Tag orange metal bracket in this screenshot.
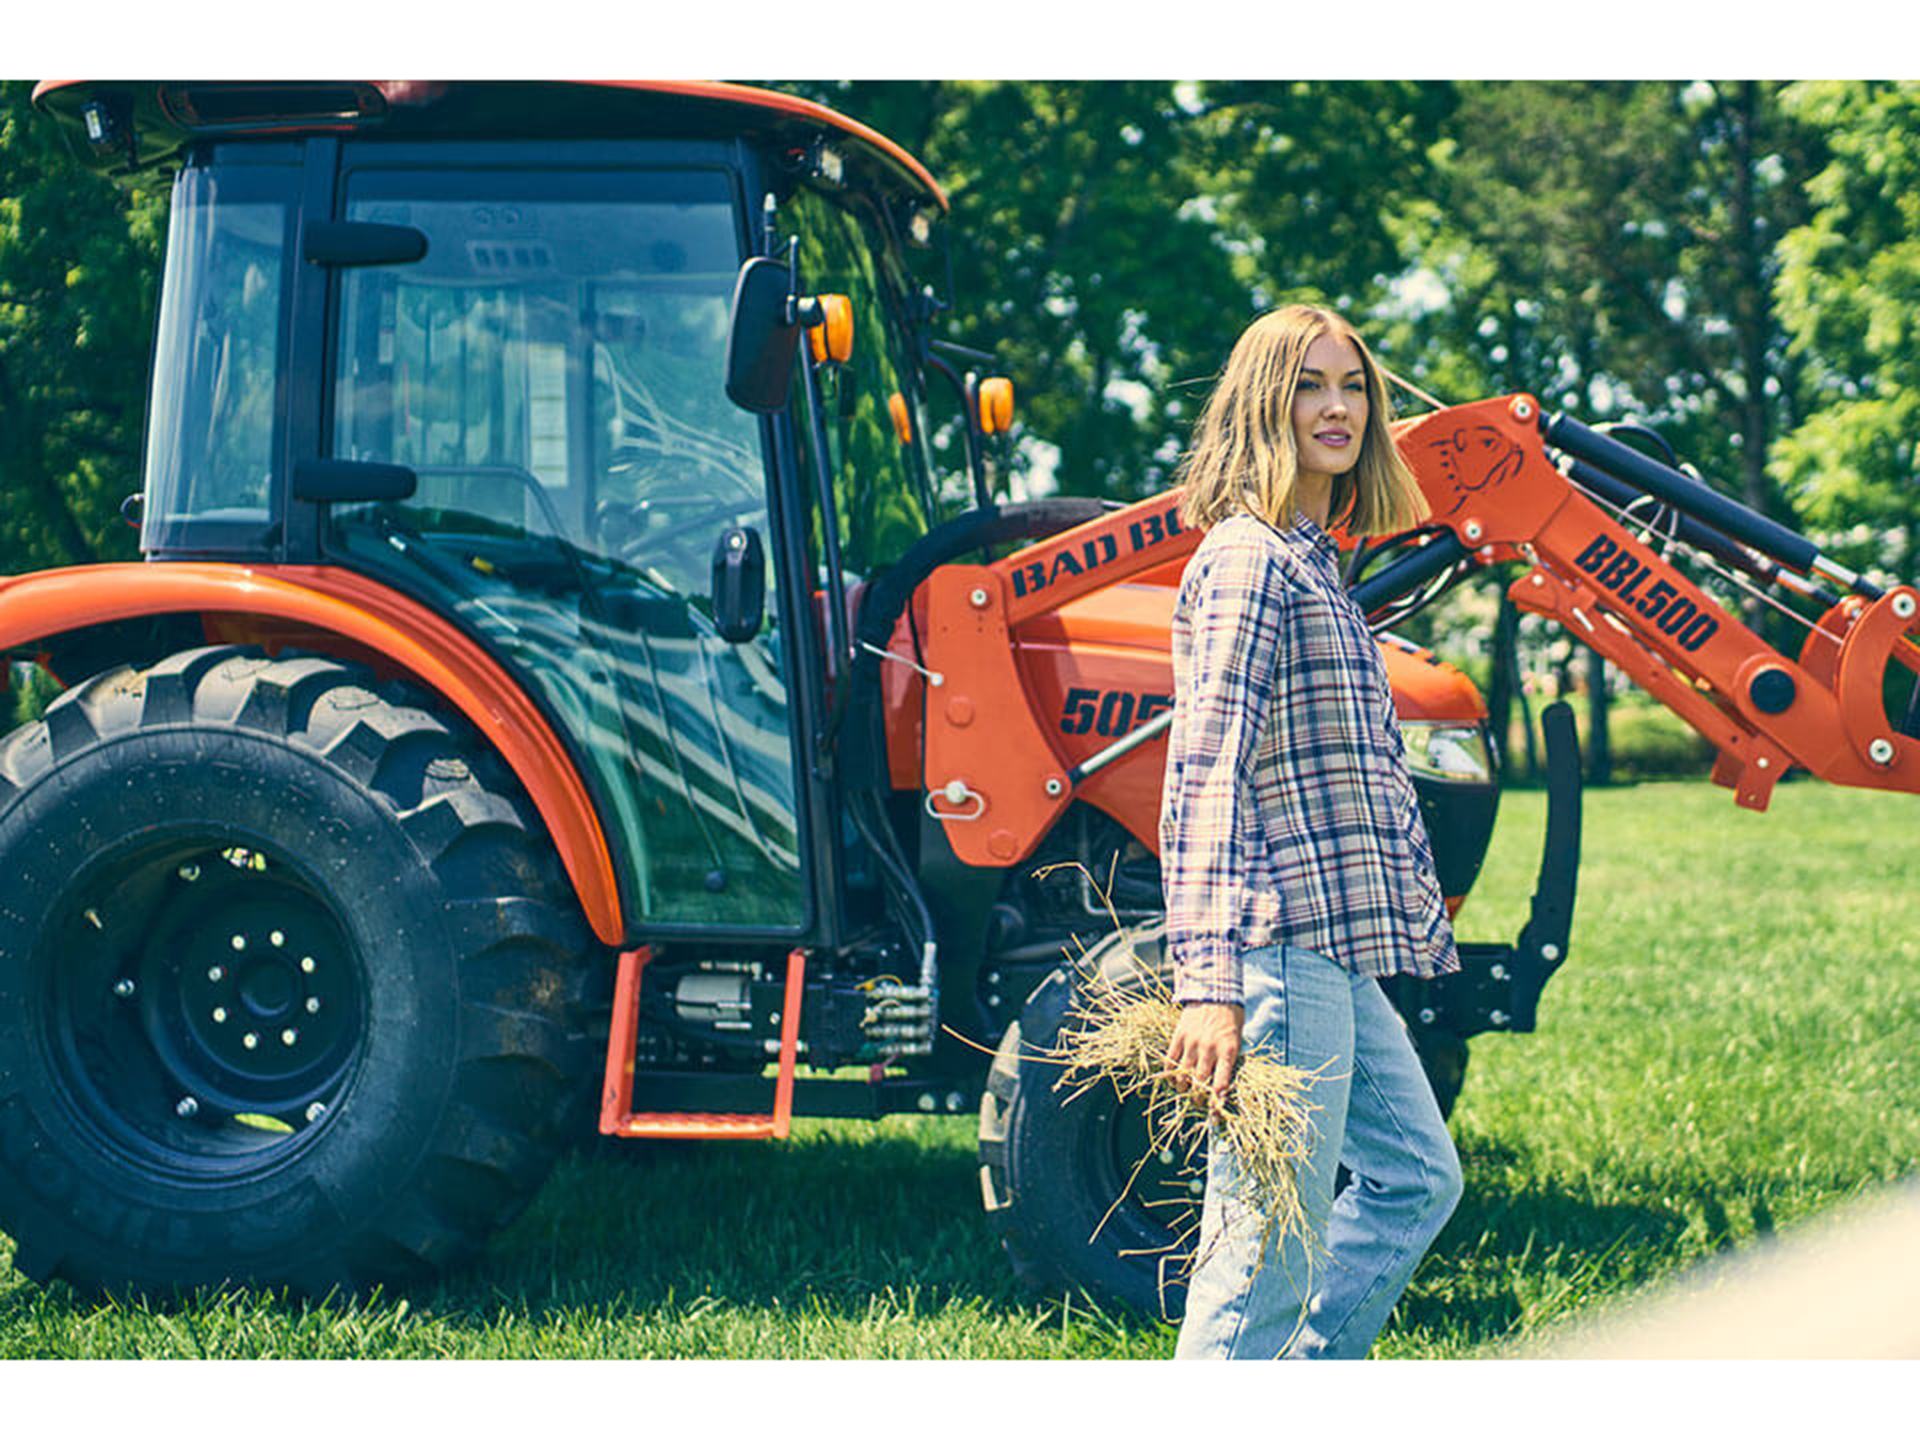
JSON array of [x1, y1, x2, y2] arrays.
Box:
[[914, 490, 1201, 869], [599, 946, 807, 1140]]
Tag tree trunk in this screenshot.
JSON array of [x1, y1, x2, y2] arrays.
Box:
[[1586, 645, 1612, 785]]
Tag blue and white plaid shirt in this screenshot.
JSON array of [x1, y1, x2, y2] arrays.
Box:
[[1160, 511, 1459, 1005]]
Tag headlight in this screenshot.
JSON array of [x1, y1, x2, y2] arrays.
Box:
[[1401, 721, 1494, 785]]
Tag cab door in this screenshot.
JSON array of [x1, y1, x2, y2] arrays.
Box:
[[320, 153, 810, 936]]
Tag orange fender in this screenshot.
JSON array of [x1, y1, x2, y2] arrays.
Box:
[[0, 562, 623, 945]]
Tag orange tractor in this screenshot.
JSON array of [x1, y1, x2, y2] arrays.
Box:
[[3, 81, 1915, 1311]]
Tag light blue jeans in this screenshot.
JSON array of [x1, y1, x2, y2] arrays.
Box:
[[1174, 943, 1462, 1360]]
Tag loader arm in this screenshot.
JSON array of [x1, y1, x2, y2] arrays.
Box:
[[1390, 395, 1920, 812]]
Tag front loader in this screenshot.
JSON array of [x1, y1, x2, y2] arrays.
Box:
[[1, 81, 1914, 1314]]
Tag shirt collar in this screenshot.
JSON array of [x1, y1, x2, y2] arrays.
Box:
[[1278, 511, 1341, 566]]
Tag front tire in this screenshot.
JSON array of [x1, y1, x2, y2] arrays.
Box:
[[977, 918, 1469, 1319], [979, 921, 1201, 1320], [0, 646, 594, 1295]]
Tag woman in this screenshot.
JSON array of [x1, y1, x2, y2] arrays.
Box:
[[1161, 304, 1463, 1360]]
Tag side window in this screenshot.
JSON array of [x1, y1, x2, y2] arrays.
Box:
[[142, 165, 296, 554], [787, 189, 943, 585]]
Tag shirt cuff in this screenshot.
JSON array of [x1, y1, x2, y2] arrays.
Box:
[[1169, 939, 1244, 1008]]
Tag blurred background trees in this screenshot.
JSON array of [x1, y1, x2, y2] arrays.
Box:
[[0, 79, 164, 572], [3, 78, 1915, 778]]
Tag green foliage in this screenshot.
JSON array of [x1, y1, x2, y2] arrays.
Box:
[[780, 81, 1451, 501], [1773, 81, 1920, 582], [0, 82, 166, 574], [7, 662, 58, 726], [1591, 700, 1716, 782], [1392, 83, 1823, 523]]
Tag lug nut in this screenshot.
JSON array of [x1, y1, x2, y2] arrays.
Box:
[[300, 957, 316, 974], [305, 997, 321, 1014], [231, 934, 247, 952], [305, 1103, 327, 1124], [176, 1096, 199, 1118], [212, 1007, 228, 1024], [281, 1029, 298, 1047], [270, 931, 285, 948], [208, 966, 225, 983], [113, 978, 136, 999], [243, 1032, 259, 1050]]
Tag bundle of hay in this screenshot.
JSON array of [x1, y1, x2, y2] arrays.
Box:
[[1051, 950, 1324, 1267]]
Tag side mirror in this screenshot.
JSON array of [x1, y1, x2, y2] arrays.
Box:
[[711, 526, 767, 643], [725, 258, 801, 414]]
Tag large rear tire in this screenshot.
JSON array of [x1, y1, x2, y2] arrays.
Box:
[[0, 647, 594, 1296], [977, 918, 1467, 1319]]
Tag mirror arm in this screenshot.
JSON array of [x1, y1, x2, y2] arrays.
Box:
[[924, 350, 989, 509], [799, 342, 855, 693]]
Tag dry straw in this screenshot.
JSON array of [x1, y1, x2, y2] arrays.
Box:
[[1034, 864, 1326, 1278]]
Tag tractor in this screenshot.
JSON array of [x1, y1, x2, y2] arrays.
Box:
[[2, 80, 1915, 1314]]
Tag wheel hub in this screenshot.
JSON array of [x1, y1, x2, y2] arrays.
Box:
[[143, 883, 360, 1115]]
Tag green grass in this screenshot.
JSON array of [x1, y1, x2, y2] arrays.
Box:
[[2, 778, 1915, 1358]]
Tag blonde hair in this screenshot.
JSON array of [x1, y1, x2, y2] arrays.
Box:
[[1176, 304, 1429, 536]]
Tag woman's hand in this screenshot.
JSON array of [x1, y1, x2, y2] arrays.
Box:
[[1166, 1002, 1245, 1109]]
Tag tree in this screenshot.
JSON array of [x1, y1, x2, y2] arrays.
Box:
[[1773, 80, 1920, 584], [1386, 82, 1827, 780], [0, 81, 166, 574], [779, 81, 1453, 501]]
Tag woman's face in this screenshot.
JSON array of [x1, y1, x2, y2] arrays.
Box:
[[1290, 331, 1370, 485]]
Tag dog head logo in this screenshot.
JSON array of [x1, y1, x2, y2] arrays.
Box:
[[1428, 425, 1525, 514]]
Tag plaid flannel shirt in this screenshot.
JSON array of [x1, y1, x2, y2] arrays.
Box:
[[1160, 511, 1459, 1005]]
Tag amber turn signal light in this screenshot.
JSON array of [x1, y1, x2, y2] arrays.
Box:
[[807, 294, 854, 364], [888, 392, 914, 444], [977, 376, 1015, 435]]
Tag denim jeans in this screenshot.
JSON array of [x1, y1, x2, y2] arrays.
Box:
[[1174, 943, 1463, 1360]]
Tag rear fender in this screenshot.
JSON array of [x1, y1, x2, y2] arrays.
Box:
[[0, 562, 623, 946]]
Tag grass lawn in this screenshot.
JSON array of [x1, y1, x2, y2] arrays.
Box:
[[2, 777, 1915, 1359]]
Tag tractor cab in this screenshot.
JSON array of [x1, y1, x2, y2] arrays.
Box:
[[37, 80, 965, 955]]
